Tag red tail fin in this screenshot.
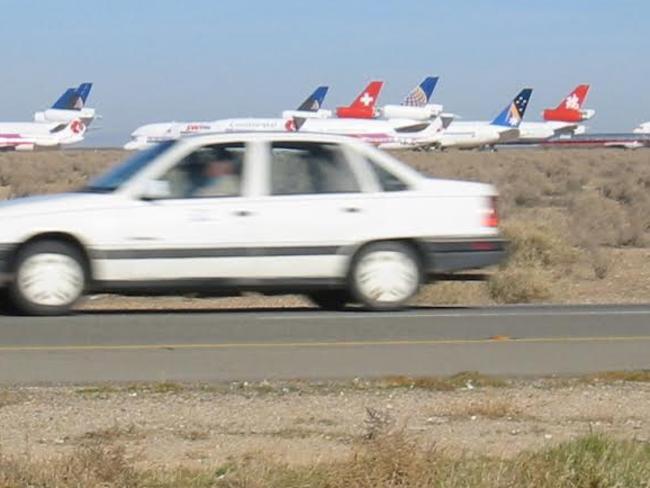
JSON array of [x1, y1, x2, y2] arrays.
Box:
[[554, 84, 590, 111], [544, 84, 593, 122], [336, 81, 384, 119]]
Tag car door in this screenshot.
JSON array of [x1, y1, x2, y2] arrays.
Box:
[[230, 140, 372, 280], [101, 142, 259, 282]]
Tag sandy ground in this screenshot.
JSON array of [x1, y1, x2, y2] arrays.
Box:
[[1, 380, 650, 468]]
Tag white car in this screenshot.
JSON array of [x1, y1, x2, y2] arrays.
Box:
[[0, 133, 506, 315]]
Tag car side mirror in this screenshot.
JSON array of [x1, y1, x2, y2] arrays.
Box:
[[141, 180, 171, 200]]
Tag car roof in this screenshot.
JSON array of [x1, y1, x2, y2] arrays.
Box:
[[178, 131, 368, 148]]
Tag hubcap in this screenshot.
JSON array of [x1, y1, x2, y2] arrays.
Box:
[[17, 253, 84, 307], [355, 250, 419, 304]]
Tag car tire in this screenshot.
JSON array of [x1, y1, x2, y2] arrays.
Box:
[[349, 241, 421, 311], [8, 240, 86, 316], [308, 290, 350, 311]]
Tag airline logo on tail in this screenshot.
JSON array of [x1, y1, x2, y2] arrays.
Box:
[[402, 76, 439, 107], [297, 86, 329, 112], [336, 81, 384, 118], [491, 89, 533, 128], [51, 83, 93, 111], [562, 84, 589, 110], [544, 85, 593, 122], [351, 81, 383, 108]]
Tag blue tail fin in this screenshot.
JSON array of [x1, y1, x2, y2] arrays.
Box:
[[402, 76, 439, 106], [75, 82, 93, 105], [51, 88, 77, 109], [491, 88, 533, 127], [297, 86, 329, 112]]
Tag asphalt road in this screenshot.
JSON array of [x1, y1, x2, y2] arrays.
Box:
[[0, 304, 649, 384]]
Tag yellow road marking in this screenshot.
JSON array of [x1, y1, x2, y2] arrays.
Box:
[[1, 335, 650, 352]]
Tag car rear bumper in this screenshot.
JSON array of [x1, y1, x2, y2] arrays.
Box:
[[421, 237, 508, 275]]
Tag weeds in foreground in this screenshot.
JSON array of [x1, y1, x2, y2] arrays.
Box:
[[2, 433, 649, 487]]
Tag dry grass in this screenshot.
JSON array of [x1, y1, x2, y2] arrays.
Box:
[[379, 371, 507, 391], [2, 433, 649, 487]]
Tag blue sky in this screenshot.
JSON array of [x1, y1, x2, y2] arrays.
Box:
[[0, 0, 648, 146]]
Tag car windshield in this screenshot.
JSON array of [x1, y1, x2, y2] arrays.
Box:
[[82, 141, 176, 193]]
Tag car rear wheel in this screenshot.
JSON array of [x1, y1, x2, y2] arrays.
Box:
[[8, 240, 86, 316], [350, 241, 421, 311], [307, 290, 350, 311]]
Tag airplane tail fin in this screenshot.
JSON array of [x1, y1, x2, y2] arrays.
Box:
[[336, 81, 383, 118], [349, 81, 383, 109], [491, 88, 533, 127], [50, 83, 93, 110], [51, 88, 77, 109], [296, 86, 329, 112], [75, 82, 93, 106], [402, 76, 438, 107], [543, 84, 593, 122], [554, 84, 589, 111]]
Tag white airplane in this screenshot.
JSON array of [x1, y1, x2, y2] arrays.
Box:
[[514, 85, 595, 144], [125, 85, 447, 150], [432, 89, 533, 150], [125, 86, 331, 150], [0, 118, 86, 151], [33, 83, 97, 126], [633, 122, 650, 134]]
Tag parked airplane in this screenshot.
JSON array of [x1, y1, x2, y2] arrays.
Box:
[[0, 118, 86, 151], [125, 86, 331, 150], [33, 83, 97, 125], [125, 83, 447, 151], [431, 89, 533, 149], [513, 85, 595, 143]]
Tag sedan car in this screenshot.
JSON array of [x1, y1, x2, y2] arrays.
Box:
[[0, 132, 506, 315]]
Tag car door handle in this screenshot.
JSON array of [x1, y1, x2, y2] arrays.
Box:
[[233, 210, 253, 217], [342, 207, 362, 213]]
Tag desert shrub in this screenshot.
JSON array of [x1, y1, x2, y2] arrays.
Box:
[[589, 247, 612, 279], [487, 266, 552, 303], [502, 220, 577, 268], [570, 192, 636, 247]]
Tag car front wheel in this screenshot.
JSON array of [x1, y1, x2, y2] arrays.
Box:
[[350, 242, 421, 311], [8, 240, 86, 316]]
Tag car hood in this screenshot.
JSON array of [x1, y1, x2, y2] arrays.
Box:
[[0, 192, 127, 219]]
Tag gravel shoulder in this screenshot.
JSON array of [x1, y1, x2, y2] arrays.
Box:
[[2, 379, 649, 469]]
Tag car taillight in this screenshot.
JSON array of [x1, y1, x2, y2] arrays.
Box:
[[484, 196, 499, 228]]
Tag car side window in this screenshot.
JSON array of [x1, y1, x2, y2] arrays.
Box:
[[270, 142, 360, 195], [158, 143, 245, 199], [367, 159, 409, 192]]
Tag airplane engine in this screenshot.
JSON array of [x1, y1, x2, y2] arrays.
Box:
[[281, 109, 333, 119], [381, 104, 443, 120], [33, 108, 96, 123]]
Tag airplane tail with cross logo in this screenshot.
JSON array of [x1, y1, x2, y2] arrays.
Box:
[[336, 81, 384, 119], [543, 84, 594, 122]]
